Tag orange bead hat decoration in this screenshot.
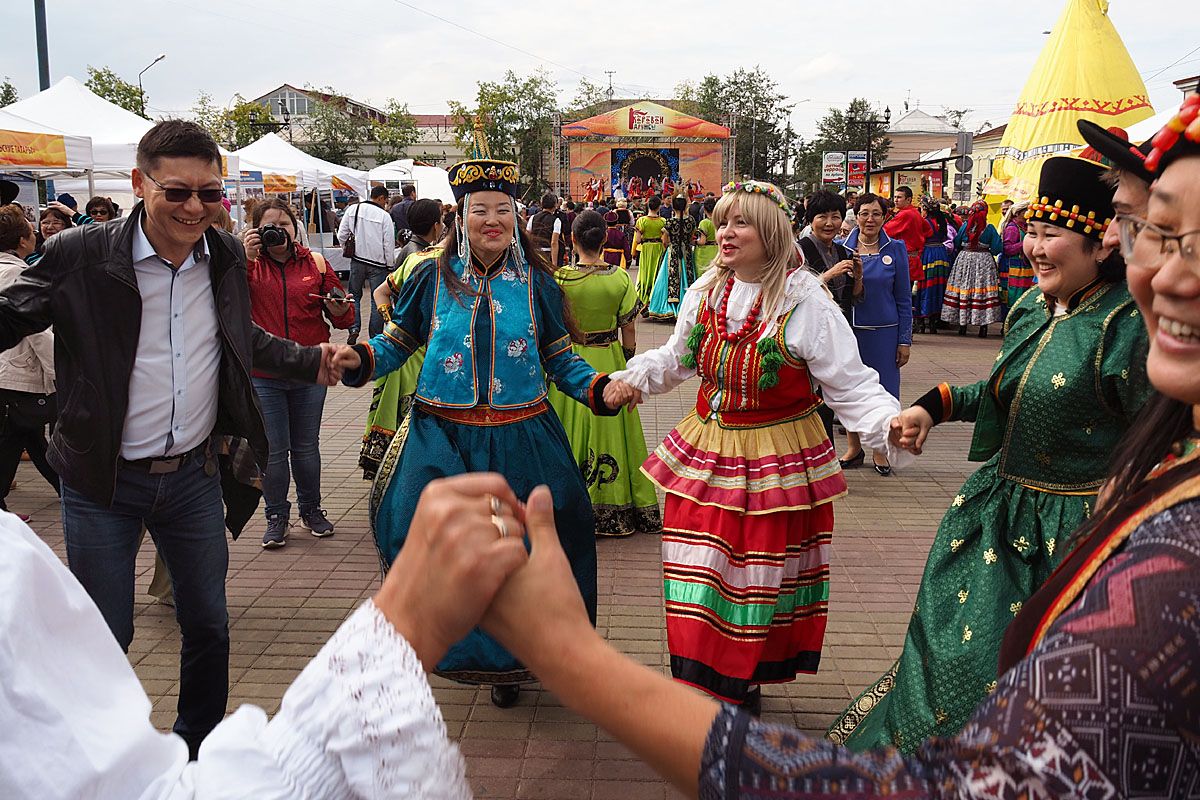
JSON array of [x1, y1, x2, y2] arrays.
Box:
[[1143, 92, 1200, 174]]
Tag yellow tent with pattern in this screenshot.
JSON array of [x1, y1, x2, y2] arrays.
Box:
[[985, 0, 1153, 201]]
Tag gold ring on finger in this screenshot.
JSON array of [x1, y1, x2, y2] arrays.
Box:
[[487, 494, 502, 516], [491, 514, 509, 539]]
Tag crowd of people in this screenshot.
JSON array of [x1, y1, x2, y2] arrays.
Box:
[[1, 90, 1199, 798]]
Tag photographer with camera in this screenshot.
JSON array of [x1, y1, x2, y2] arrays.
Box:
[[244, 198, 355, 548]]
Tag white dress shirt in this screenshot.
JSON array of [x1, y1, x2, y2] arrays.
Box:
[[121, 221, 222, 459], [0, 513, 470, 799], [613, 268, 910, 467], [337, 200, 395, 267]]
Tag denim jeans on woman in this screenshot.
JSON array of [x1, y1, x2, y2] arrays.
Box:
[[252, 378, 328, 520]]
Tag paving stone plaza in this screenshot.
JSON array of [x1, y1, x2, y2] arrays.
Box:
[[16, 307, 997, 800]]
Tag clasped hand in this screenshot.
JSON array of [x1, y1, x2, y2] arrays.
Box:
[[887, 406, 934, 455], [603, 378, 643, 409], [372, 474, 591, 670]]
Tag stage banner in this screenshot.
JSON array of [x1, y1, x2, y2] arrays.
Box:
[[563, 101, 730, 139], [896, 170, 943, 199], [822, 152, 846, 184], [847, 151, 867, 188], [0, 130, 67, 169]]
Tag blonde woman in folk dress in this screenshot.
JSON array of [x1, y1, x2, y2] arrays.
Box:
[[606, 181, 911, 710]]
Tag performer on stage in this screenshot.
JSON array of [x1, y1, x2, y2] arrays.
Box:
[[646, 195, 696, 321], [549, 210, 660, 537], [829, 156, 1152, 752], [584, 177, 602, 204], [646, 176, 660, 198], [628, 175, 643, 201], [605, 180, 909, 710], [632, 195, 667, 304], [662, 176, 675, 198], [611, 176, 625, 202], [336, 150, 623, 709]]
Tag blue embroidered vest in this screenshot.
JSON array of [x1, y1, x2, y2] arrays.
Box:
[[416, 256, 548, 409]]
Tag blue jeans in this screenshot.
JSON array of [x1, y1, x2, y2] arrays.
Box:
[[61, 451, 228, 756], [252, 378, 327, 520], [347, 258, 390, 337]]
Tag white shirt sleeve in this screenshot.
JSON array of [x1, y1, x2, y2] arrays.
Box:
[[553, 218, 562, 234], [525, 216, 534, 232], [610, 287, 703, 395], [0, 515, 469, 800], [337, 207, 353, 241], [782, 277, 912, 469]]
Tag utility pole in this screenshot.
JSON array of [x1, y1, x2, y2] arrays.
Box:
[[604, 71, 615, 101], [849, 105, 891, 193], [33, 0, 50, 90]]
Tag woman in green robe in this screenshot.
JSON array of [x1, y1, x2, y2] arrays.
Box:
[[548, 210, 661, 536], [693, 197, 718, 274], [633, 195, 667, 306], [829, 156, 1153, 752]]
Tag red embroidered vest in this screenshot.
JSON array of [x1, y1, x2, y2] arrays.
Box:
[[692, 299, 821, 428]]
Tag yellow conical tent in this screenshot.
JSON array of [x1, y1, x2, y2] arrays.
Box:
[[985, 0, 1153, 201]]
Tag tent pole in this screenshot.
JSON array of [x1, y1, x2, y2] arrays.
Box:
[[86, 170, 95, 200]]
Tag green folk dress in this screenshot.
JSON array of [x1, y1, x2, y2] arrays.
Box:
[[828, 279, 1152, 753], [694, 217, 718, 274], [634, 214, 667, 306], [547, 265, 662, 536]]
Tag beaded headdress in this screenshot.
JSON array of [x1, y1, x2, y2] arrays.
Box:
[[447, 118, 525, 271], [722, 180, 791, 215], [1143, 93, 1200, 174], [1023, 156, 1114, 241]]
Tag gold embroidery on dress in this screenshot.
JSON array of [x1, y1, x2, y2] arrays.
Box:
[[1051, 372, 1066, 389], [958, 589, 969, 604], [962, 625, 973, 643], [1047, 538, 1057, 556], [984, 548, 998, 565], [1010, 601, 1023, 615], [952, 494, 965, 507], [1013, 536, 1030, 552], [950, 538, 964, 552], [986, 680, 998, 693]]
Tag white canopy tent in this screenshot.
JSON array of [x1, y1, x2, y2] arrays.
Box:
[[0, 109, 95, 176], [4, 77, 151, 177], [234, 133, 367, 197], [367, 158, 455, 204]]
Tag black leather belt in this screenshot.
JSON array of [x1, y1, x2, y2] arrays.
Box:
[[120, 441, 210, 475], [581, 330, 618, 346]]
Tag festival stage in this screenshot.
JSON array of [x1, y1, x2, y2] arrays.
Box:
[[552, 101, 733, 201]]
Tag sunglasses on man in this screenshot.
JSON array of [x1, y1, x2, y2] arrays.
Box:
[[145, 173, 224, 204]]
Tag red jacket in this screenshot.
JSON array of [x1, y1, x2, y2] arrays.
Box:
[[247, 245, 354, 375], [884, 206, 933, 281]]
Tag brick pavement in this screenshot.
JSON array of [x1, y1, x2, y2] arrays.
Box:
[[12, 298, 999, 799]]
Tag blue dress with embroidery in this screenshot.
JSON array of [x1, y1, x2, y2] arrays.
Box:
[[352, 254, 607, 684]]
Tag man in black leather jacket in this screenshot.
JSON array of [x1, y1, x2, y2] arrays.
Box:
[[0, 120, 343, 758]]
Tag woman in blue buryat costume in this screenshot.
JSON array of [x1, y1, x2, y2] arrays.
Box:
[[337, 146, 622, 708]]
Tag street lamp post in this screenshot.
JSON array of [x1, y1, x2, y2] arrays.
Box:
[[137, 53, 166, 118], [849, 106, 891, 193], [247, 100, 293, 142]]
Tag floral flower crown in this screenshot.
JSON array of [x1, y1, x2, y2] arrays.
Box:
[[1144, 93, 1200, 173], [722, 181, 791, 213]]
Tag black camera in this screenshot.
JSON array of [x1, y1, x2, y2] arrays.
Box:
[[259, 224, 290, 248]]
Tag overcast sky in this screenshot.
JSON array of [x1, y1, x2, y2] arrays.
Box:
[[2, 0, 1197, 138]]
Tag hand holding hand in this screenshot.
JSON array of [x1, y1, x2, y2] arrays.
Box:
[[603, 379, 643, 410], [889, 406, 934, 455], [316, 342, 346, 386], [376, 474, 529, 670], [482, 485, 593, 665], [331, 344, 362, 373]]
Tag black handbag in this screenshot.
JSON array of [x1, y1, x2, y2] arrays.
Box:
[[2, 390, 56, 430], [341, 203, 361, 259]]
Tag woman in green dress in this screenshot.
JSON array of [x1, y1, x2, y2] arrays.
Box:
[[548, 210, 661, 536], [693, 197, 718, 274], [633, 195, 667, 306], [829, 156, 1154, 752]]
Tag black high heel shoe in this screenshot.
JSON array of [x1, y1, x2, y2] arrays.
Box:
[[839, 450, 865, 469], [978, 325, 989, 338], [873, 456, 892, 476], [490, 684, 520, 708]]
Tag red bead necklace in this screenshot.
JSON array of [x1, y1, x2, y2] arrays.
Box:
[[716, 275, 763, 342]]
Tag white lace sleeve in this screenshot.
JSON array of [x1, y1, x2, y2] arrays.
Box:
[[191, 600, 471, 799], [783, 286, 913, 470], [610, 287, 703, 395]]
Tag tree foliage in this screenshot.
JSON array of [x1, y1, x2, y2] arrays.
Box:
[[675, 67, 790, 181], [0, 77, 18, 108], [372, 99, 419, 166], [190, 92, 268, 151], [942, 106, 972, 130], [564, 77, 610, 119], [297, 86, 372, 168], [792, 98, 893, 192], [450, 68, 559, 190], [85, 65, 146, 117]]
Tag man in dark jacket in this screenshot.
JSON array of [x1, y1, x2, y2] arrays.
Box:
[[0, 120, 344, 758]]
